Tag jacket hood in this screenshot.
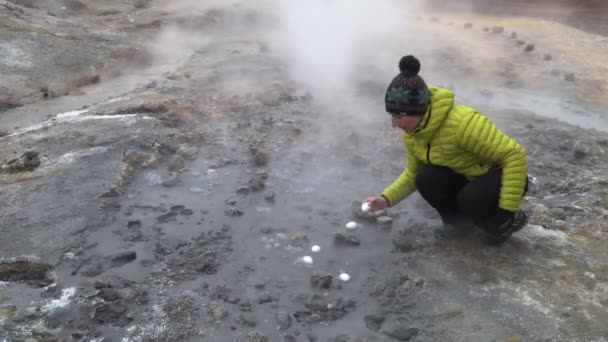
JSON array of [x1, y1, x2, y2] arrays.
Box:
[[406, 86, 454, 143]]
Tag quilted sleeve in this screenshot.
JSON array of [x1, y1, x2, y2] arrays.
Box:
[[457, 113, 528, 211], [381, 140, 420, 206]]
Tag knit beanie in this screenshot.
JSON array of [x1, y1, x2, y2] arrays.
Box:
[[384, 55, 430, 116]]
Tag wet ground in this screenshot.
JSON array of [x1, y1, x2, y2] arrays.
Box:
[[1, 1, 608, 341]]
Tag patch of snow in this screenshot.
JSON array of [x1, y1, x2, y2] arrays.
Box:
[[520, 224, 570, 246], [41, 287, 76, 312], [144, 171, 163, 185], [56, 109, 89, 118]]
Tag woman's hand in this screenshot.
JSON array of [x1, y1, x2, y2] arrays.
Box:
[[364, 196, 389, 211]]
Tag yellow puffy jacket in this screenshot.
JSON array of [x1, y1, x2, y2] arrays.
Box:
[[382, 86, 528, 212]]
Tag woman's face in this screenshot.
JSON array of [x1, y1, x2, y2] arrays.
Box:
[[391, 114, 423, 133]]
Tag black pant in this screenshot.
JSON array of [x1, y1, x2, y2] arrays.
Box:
[[415, 165, 528, 234]]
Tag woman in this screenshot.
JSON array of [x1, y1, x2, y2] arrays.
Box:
[[365, 55, 529, 245]]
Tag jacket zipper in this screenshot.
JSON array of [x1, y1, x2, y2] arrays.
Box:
[[426, 143, 434, 166]]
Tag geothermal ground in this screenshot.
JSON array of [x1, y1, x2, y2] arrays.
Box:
[[1, 0, 607, 341]]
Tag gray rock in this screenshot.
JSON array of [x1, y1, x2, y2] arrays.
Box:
[[544, 53, 553, 61], [237, 186, 251, 194], [162, 175, 180, 187], [364, 314, 385, 332], [310, 272, 332, 290], [510, 32, 517, 39], [464, 22, 473, 29], [334, 233, 360, 246], [573, 141, 590, 159], [177, 145, 198, 160], [238, 314, 258, 327], [167, 155, 185, 172], [392, 229, 413, 252], [565, 73, 576, 82], [275, 311, 292, 329], [247, 331, 269, 342], [525, 44, 535, 52], [253, 151, 270, 166], [491, 26, 504, 34], [306, 332, 318, 341], [380, 324, 419, 341], [377, 216, 393, 225], [99, 288, 118, 301], [209, 302, 228, 321], [0, 305, 17, 321], [282, 334, 296, 342], [248, 176, 266, 191], [329, 334, 351, 342], [258, 292, 272, 304], [265, 192, 275, 202], [80, 263, 103, 277], [516, 40, 526, 46]]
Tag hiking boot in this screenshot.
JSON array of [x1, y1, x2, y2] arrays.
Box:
[[479, 210, 529, 246], [434, 223, 472, 241]]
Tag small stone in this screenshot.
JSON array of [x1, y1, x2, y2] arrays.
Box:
[[334, 233, 361, 246], [225, 208, 243, 217], [248, 176, 265, 191], [127, 220, 141, 228], [310, 272, 333, 289], [209, 302, 228, 321], [275, 311, 293, 329], [573, 141, 590, 159], [80, 264, 103, 277], [464, 22, 473, 29], [306, 332, 318, 342], [491, 26, 504, 34], [264, 192, 275, 202], [167, 155, 185, 172], [516, 40, 525, 46], [377, 216, 393, 225], [544, 53, 552, 61], [180, 209, 194, 216], [380, 324, 419, 341], [258, 292, 272, 304], [483, 27, 489, 32], [99, 288, 118, 301], [565, 73, 575, 82], [176, 145, 198, 160], [510, 32, 517, 39], [289, 232, 308, 247], [162, 175, 180, 187], [247, 331, 269, 342], [237, 186, 251, 194], [392, 229, 413, 252], [329, 334, 351, 342], [0, 305, 17, 320], [525, 43, 535, 52], [239, 314, 257, 327], [282, 334, 297, 342], [253, 151, 270, 166], [364, 314, 385, 332]]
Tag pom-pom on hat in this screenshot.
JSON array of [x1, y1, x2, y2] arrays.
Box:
[[385, 55, 430, 116]]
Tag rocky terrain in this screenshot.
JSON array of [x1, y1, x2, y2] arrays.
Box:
[[1, 0, 607, 341]]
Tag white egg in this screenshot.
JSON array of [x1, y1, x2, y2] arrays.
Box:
[[311, 245, 321, 253], [301, 256, 314, 264], [339, 273, 350, 282], [361, 202, 371, 212], [345, 221, 358, 230]]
